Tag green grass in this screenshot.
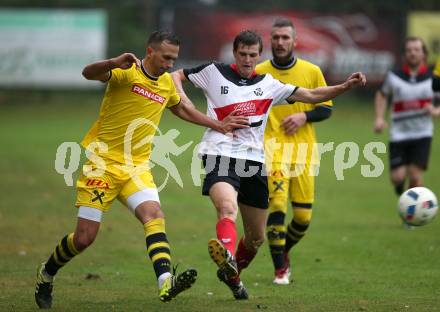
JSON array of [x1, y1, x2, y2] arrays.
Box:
[[1, 92, 440, 311]]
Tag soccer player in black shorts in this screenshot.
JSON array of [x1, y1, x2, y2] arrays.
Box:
[[172, 30, 366, 299]]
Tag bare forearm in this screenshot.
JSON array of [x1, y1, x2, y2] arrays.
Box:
[[182, 105, 222, 131], [375, 91, 387, 119], [171, 70, 193, 104], [82, 59, 116, 81], [310, 84, 348, 103], [291, 84, 348, 104]]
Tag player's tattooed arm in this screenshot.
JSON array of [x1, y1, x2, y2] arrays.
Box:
[[82, 53, 141, 82], [287, 72, 366, 104]]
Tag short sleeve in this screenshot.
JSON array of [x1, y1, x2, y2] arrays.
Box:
[[183, 62, 213, 90], [268, 75, 298, 106], [167, 80, 181, 108], [380, 72, 392, 96], [108, 64, 135, 85]]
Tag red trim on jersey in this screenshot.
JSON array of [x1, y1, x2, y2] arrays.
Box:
[[401, 64, 428, 75], [230, 64, 257, 79], [214, 99, 273, 121], [392, 98, 431, 113]]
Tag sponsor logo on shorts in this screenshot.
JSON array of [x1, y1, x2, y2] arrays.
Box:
[[86, 179, 110, 189], [272, 180, 285, 192], [92, 190, 105, 205], [131, 84, 166, 104]]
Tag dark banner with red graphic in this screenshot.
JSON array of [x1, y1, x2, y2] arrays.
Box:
[[175, 10, 399, 84]]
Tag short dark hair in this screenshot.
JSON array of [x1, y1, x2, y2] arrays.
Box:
[[147, 30, 180, 47], [233, 30, 263, 53], [404, 36, 428, 57], [272, 17, 296, 36]]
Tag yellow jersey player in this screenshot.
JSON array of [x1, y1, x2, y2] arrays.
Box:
[[34, 31, 248, 309], [256, 18, 333, 285]]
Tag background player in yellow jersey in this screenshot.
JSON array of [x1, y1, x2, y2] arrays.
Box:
[[34, 31, 249, 309], [256, 18, 333, 285]]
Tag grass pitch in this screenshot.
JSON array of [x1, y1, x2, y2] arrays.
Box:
[[0, 92, 439, 311]]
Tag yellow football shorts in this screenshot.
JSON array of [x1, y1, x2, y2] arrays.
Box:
[[76, 158, 158, 212], [267, 162, 316, 206]]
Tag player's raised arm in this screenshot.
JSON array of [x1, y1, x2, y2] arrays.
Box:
[[287, 72, 367, 104], [82, 53, 141, 81], [170, 69, 249, 134]]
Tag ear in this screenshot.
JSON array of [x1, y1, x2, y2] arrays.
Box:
[[293, 36, 298, 49], [146, 46, 154, 57]]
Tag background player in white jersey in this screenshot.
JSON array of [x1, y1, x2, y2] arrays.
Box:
[[34, 31, 248, 309], [256, 17, 333, 285], [374, 37, 437, 196], [172, 30, 366, 299], [433, 56, 440, 93]]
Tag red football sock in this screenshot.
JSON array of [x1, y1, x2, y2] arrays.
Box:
[[236, 237, 257, 274], [216, 218, 237, 256]]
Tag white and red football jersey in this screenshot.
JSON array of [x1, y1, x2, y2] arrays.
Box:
[[381, 65, 433, 142], [184, 62, 298, 163]]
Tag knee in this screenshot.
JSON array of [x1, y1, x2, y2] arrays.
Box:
[[408, 169, 423, 187], [391, 169, 406, 185], [73, 232, 96, 251], [216, 200, 237, 220], [293, 208, 313, 225], [135, 202, 164, 223], [145, 206, 164, 219], [269, 197, 287, 213]]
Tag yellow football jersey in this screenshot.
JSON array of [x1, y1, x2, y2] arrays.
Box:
[[256, 58, 332, 165], [81, 63, 180, 166], [434, 57, 440, 76]]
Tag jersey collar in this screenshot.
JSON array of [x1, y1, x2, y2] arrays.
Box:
[[229, 63, 258, 79], [402, 63, 428, 76], [270, 56, 297, 70], [141, 60, 159, 81]]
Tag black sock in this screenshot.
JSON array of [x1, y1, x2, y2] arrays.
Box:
[[394, 182, 405, 196], [45, 233, 81, 276]]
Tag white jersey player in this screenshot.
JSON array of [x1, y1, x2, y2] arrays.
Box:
[[375, 37, 437, 197], [172, 30, 366, 300]]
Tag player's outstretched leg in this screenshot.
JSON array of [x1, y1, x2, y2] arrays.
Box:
[[159, 268, 198, 302], [142, 217, 197, 302], [208, 238, 248, 300], [208, 238, 238, 278], [216, 268, 248, 300]]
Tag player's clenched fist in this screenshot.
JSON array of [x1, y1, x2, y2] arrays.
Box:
[[344, 72, 367, 89], [110, 53, 141, 70]]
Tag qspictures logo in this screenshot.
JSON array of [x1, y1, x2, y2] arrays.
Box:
[[54, 118, 388, 191]]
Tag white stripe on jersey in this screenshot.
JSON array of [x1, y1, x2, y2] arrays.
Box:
[[184, 62, 297, 163]]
